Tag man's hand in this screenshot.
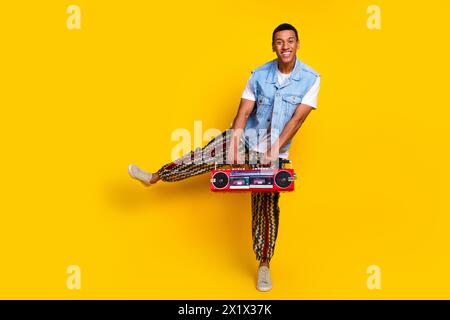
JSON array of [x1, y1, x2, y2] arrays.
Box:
[[260, 148, 279, 167], [226, 138, 239, 165]]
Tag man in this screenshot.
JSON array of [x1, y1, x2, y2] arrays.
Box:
[[128, 23, 320, 292]]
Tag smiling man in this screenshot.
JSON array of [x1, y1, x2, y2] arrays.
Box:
[[228, 23, 321, 291], [234, 23, 320, 164], [128, 23, 320, 292]]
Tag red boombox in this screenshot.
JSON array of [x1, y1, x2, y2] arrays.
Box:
[[210, 160, 296, 192]]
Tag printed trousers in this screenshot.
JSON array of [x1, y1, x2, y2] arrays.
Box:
[[156, 130, 281, 262]]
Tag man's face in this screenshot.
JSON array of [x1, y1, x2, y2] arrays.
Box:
[[272, 30, 300, 64]]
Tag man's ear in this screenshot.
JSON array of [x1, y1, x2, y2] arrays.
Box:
[[296, 41, 300, 50]]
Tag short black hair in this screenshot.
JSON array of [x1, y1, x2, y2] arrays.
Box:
[[272, 23, 299, 44]]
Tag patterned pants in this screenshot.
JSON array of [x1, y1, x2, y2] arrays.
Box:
[[156, 130, 281, 262]]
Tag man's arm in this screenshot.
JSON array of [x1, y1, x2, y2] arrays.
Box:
[[265, 76, 320, 162], [231, 98, 255, 131], [265, 103, 314, 160], [228, 98, 255, 163]]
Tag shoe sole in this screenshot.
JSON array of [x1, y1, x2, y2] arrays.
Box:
[[256, 285, 272, 292]]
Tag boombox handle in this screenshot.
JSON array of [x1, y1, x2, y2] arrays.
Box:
[[214, 159, 293, 170]]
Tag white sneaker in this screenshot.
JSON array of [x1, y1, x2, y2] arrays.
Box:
[[128, 164, 154, 186], [256, 266, 272, 292]]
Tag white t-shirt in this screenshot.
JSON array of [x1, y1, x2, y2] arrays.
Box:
[[240, 67, 320, 158], [276, 69, 291, 87], [241, 71, 321, 108]]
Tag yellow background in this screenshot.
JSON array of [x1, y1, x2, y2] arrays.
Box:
[[1, 0, 449, 299]]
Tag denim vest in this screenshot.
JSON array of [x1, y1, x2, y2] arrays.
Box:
[[243, 57, 319, 158]]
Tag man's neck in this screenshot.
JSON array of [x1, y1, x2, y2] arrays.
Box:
[[277, 58, 296, 74]]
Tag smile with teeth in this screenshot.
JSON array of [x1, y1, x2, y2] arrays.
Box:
[[281, 51, 291, 57]]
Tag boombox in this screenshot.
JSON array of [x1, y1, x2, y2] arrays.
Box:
[[210, 161, 296, 192]]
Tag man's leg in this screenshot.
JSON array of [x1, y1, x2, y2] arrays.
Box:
[[251, 192, 280, 264], [252, 191, 280, 291], [129, 130, 246, 185], [156, 130, 234, 182]]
